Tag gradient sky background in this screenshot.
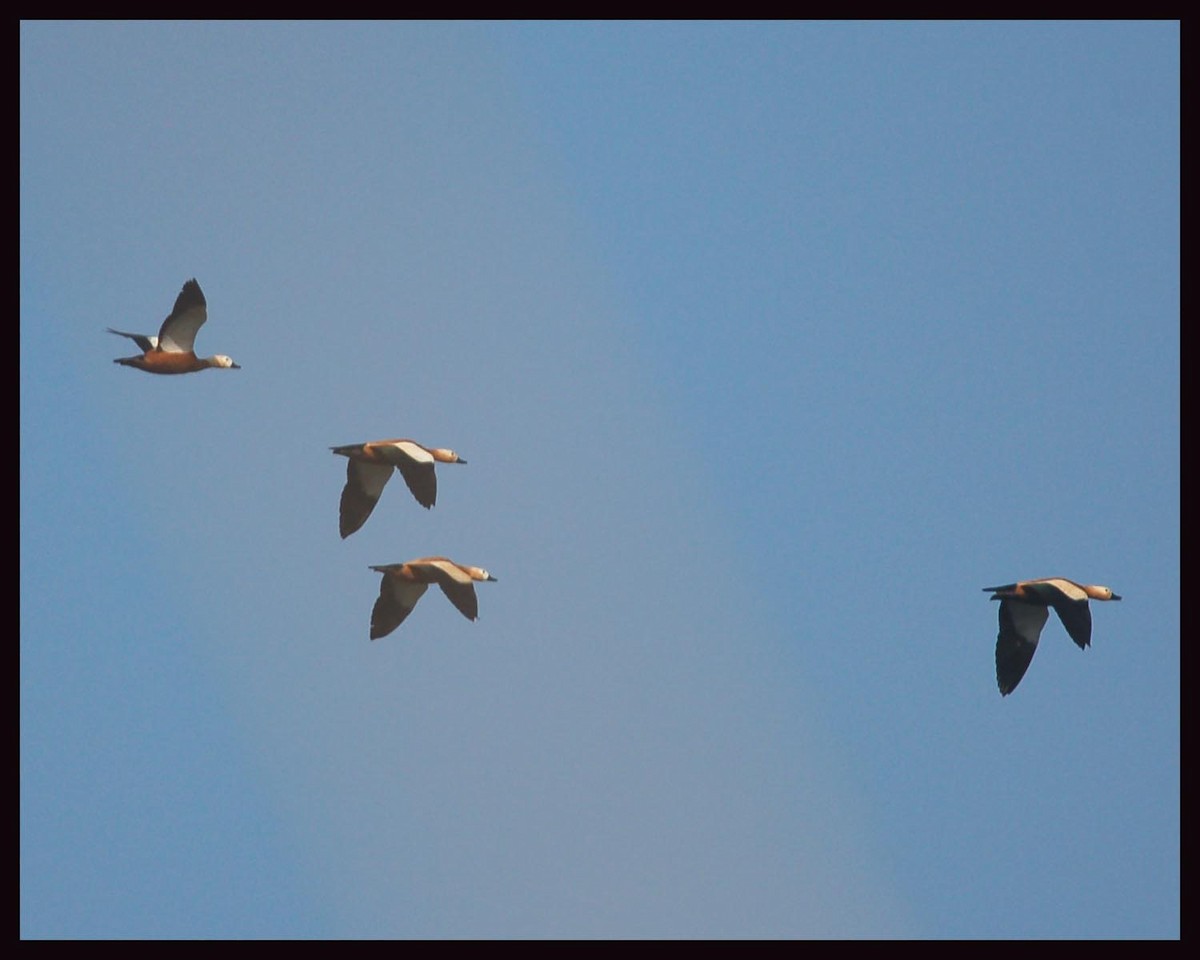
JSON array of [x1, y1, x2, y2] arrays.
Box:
[[21, 22, 1178, 939]]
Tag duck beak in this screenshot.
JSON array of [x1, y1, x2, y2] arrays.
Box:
[[1111, 594, 1122, 601]]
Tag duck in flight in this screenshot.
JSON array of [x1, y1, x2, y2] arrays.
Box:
[[984, 578, 1121, 695], [368, 557, 497, 640], [331, 440, 466, 538], [109, 279, 239, 374]]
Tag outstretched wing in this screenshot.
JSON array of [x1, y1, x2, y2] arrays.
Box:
[[157, 279, 208, 353], [412, 559, 480, 621], [1024, 580, 1093, 649], [1049, 597, 1093, 650], [370, 578, 428, 640], [372, 442, 438, 508], [339, 460, 393, 538], [995, 600, 1049, 695]]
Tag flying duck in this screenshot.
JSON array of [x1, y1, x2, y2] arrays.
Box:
[[984, 578, 1121, 695], [368, 557, 497, 640], [331, 440, 466, 538], [109, 279, 240, 374]]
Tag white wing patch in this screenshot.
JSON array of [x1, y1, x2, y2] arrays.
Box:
[[1038, 578, 1088, 602], [423, 559, 472, 584], [158, 303, 207, 353], [385, 441, 434, 465]]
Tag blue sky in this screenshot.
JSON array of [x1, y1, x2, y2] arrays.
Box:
[[21, 22, 1178, 939]]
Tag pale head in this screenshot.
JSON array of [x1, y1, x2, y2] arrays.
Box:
[[207, 355, 241, 369], [431, 447, 466, 464], [1086, 584, 1121, 601]]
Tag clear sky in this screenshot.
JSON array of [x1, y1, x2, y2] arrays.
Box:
[[21, 22, 1178, 939]]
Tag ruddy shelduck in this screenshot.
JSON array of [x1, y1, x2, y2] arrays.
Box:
[[368, 557, 497, 640], [331, 440, 466, 538], [984, 578, 1122, 695], [109, 278, 240, 374]]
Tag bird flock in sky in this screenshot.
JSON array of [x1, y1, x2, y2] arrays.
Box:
[[110, 278, 1118, 693], [109, 278, 496, 642]]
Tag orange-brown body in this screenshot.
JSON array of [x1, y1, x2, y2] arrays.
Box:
[[109, 279, 239, 375], [368, 557, 496, 639], [331, 440, 466, 537], [114, 350, 236, 375], [984, 577, 1121, 695]]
